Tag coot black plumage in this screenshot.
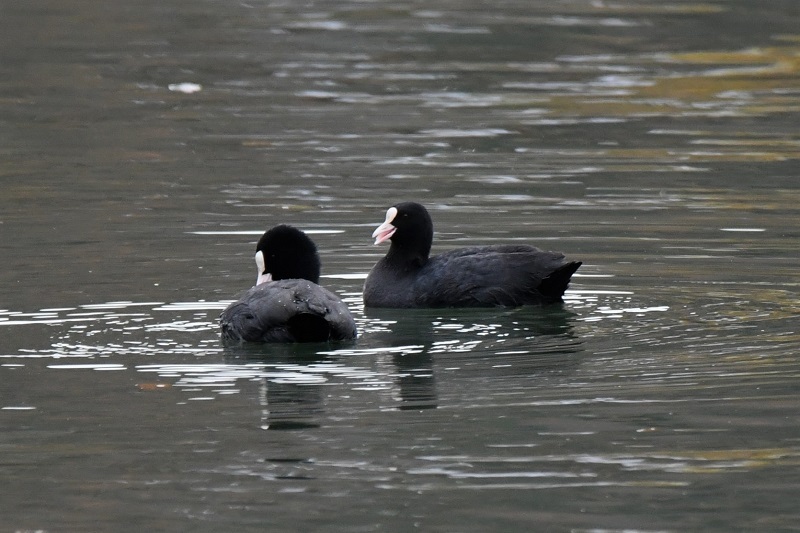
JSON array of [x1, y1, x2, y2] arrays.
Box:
[[220, 225, 357, 343], [363, 202, 581, 308]]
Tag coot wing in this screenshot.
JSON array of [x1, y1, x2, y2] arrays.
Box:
[[220, 279, 357, 343], [414, 245, 579, 307]]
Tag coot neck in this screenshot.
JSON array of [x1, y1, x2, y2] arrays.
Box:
[[385, 240, 430, 272]]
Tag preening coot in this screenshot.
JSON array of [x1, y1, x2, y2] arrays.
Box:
[[220, 225, 357, 343]]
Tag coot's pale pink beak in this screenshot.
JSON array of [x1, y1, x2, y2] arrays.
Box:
[[372, 206, 398, 245], [255, 250, 272, 285]]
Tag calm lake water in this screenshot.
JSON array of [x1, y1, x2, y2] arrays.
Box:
[[2, 0, 799, 531]]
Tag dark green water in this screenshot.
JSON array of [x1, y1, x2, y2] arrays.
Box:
[[2, 0, 799, 531]]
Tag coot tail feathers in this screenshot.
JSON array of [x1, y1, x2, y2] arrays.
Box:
[[287, 313, 335, 343], [538, 261, 582, 303]]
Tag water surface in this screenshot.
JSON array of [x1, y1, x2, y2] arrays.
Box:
[[1, 0, 799, 531]]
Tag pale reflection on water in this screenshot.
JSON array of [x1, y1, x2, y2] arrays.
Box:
[[2, 284, 798, 530]]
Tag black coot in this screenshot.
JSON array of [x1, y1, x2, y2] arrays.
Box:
[[220, 225, 357, 343], [363, 202, 581, 308]]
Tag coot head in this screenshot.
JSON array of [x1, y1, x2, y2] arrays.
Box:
[[255, 225, 321, 285], [372, 202, 434, 262]]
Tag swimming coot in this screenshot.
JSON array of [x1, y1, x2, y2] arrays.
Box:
[[220, 225, 357, 343], [363, 202, 581, 308]]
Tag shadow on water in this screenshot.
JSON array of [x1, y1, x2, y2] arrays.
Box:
[[209, 303, 585, 425], [221, 342, 349, 431], [0, 296, 584, 432], [361, 303, 583, 362], [355, 303, 586, 409]]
